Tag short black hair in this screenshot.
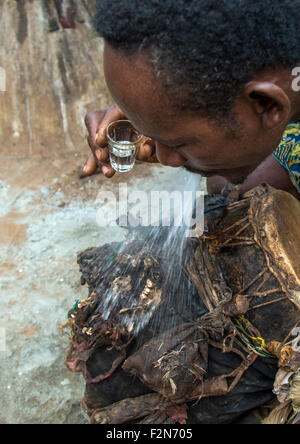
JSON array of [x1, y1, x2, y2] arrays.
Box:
[[94, 0, 300, 118]]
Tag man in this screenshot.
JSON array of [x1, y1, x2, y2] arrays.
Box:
[[82, 0, 300, 201]]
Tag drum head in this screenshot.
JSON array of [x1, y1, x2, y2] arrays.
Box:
[[249, 186, 300, 310]]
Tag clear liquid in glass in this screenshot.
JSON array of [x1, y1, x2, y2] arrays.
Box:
[[109, 143, 136, 173]]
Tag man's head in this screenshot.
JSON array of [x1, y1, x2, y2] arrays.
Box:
[[94, 0, 300, 183]]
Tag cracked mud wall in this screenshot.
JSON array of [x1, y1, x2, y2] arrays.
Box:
[[0, 0, 115, 424], [0, 0, 111, 157]]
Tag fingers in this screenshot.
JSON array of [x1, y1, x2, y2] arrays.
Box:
[[95, 105, 126, 147], [83, 106, 157, 179], [94, 147, 109, 163], [82, 153, 98, 176], [101, 164, 116, 178], [83, 106, 126, 178], [81, 152, 116, 178], [137, 138, 156, 161], [85, 109, 106, 152]]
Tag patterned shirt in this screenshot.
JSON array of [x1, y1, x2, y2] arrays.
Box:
[[273, 120, 300, 194]]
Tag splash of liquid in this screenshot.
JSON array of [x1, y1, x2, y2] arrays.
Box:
[[97, 168, 203, 338]]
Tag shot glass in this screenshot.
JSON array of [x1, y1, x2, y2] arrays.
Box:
[[106, 120, 143, 173]]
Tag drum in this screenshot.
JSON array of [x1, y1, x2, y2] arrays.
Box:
[[188, 184, 300, 351], [64, 184, 300, 424]]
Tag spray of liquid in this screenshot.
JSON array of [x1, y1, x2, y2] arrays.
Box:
[[96, 168, 203, 339]]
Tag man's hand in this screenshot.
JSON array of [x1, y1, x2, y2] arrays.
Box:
[[81, 105, 156, 178]]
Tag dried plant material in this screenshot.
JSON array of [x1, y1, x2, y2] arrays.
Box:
[[64, 186, 300, 424], [112, 276, 132, 294]]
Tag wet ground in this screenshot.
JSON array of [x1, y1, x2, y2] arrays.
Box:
[[0, 152, 206, 424]]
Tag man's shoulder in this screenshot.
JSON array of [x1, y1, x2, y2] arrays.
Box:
[[273, 120, 300, 194]]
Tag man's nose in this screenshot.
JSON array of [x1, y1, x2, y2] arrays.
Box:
[[155, 143, 186, 167]]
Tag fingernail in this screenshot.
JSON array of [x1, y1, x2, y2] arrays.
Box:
[[103, 167, 114, 177], [82, 161, 89, 172], [104, 171, 115, 178], [80, 167, 88, 178]]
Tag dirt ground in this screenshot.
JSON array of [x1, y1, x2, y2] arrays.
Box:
[[0, 146, 208, 424], [0, 1, 120, 423]]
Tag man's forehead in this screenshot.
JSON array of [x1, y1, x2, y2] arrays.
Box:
[[103, 43, 217, 143], [104, 44, 178, 121]]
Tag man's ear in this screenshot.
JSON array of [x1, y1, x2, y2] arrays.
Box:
[[243, 81, 291, 129]]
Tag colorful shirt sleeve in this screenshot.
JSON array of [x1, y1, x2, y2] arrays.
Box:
[[273, 121, 300, 194]]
